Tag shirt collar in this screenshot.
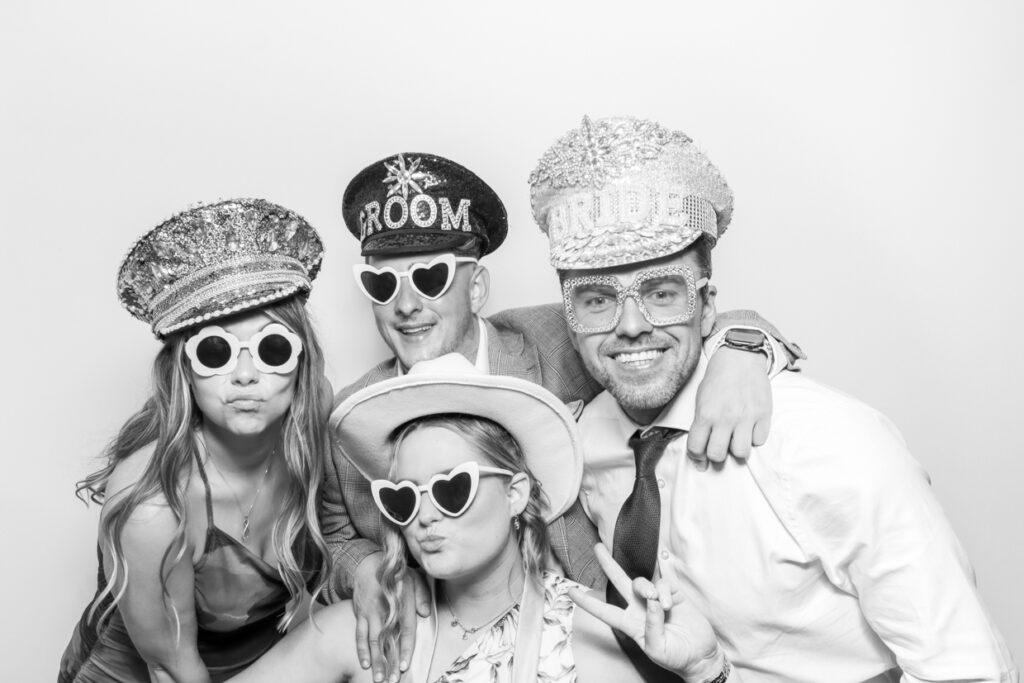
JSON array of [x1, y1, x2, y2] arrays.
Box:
[[473, 317, 489, 372]]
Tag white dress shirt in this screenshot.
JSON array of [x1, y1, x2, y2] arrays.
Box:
[[578, 355, 1017, 683]]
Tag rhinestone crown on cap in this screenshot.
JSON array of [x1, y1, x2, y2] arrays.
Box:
[[117, 198, 324, 337], [529, 116, 733, 270]]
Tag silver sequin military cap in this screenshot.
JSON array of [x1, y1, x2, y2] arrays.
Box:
[[117, 198, 324, 337], [529, 116, 733, 270]]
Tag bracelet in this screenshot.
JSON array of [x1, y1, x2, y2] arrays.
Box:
[[700, 657, 731, 683]]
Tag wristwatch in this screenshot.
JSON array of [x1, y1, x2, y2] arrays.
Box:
[[720, 328, 773, 373], [722, 328, 768, 352], [720, 327, 770, 352]]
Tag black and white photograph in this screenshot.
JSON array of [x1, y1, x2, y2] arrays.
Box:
[[3, 2, 1021, 681]]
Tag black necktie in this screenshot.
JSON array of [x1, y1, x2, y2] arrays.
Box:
[[607, 426, 685, 682]]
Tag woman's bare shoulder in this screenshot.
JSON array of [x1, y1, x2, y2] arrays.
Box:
[[102, 443, 197, 526], [104, 442, 159, 503]]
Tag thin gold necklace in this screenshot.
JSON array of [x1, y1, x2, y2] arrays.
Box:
[[444, 593, 519, 641], [199, 434, 275, 543]]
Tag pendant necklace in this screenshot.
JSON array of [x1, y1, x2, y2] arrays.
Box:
[[201, 434, 275, 543], [237, 457, 272, 542], [444, 594, 519, 641]]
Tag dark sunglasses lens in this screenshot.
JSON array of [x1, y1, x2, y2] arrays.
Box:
[[360, 270, 399, 303], [431, 471, 473, 515], [195, 335, 233, 369], [410, 262, 451, 298], [378, 486, 418, 524], [257, 333, 293, 368]]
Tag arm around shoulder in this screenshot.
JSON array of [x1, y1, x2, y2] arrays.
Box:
[[322, 371, 395, 601], [709, 309, 806, 372], [319, 438, 383, 601]]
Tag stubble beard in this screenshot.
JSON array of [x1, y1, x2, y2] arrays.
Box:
[[583, 336, 701, 421], [394, 311, 479, 369]]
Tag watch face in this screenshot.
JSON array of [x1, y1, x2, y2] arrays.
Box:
[[725, 328, 767, 347]]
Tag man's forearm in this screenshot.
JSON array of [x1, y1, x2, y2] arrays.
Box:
[[710, 309, 806, 369], [320, 446, 385, 601]]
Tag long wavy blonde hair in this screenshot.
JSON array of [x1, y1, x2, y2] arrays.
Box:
[[76, 296, 331, 635], [376, 413, 551, 679]]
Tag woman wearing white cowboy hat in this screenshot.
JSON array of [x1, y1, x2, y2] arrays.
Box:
[[235, 353, 737, 683]]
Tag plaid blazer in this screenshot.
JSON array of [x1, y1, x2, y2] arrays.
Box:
[[321, 303, 607, 600]]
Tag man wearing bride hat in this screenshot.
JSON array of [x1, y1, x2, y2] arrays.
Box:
[[529, 116, 1017, 681]]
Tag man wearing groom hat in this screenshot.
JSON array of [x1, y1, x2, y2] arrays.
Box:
[[320, 152, 607, 678]]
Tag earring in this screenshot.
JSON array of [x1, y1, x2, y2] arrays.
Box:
[[513, 515, 521, 532]]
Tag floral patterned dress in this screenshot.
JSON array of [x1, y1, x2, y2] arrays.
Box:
[[418, 572, 579, 683]]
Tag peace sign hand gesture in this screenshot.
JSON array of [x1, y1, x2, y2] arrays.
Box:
[[567, 544, 734, 682]]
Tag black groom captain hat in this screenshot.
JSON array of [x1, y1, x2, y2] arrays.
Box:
[[343, 152, 508, 258]]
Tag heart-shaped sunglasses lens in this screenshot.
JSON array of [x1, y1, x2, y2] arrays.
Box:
[[429, 470, 474, 515], [360, 270, 399, 304], [410, 261, 453, 299], [378, 484, 419, 525]]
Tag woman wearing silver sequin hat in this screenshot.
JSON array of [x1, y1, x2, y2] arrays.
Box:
[[59, 199, 332, 682], [233, 354, 733, 683]]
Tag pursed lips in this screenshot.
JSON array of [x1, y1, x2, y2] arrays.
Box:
[[226, 396, 264, 409], [416, 534, 445, 552]]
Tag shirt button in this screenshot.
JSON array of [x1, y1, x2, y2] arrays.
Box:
[[660, 549, 670, 559], [657, 478, 666, 488]]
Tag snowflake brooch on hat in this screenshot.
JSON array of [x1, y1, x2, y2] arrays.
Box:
[[383, 153, 439, 198]]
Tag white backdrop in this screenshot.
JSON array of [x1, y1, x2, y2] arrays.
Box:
[[1, 1, 1020, 678]]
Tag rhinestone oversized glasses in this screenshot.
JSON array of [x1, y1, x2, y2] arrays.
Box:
[[561, 265, 709, 334]]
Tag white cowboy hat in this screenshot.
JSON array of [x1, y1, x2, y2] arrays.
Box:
[[330, 353, 583, 521]]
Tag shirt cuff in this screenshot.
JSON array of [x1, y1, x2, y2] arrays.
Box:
[[328, 539, 383, 601]]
